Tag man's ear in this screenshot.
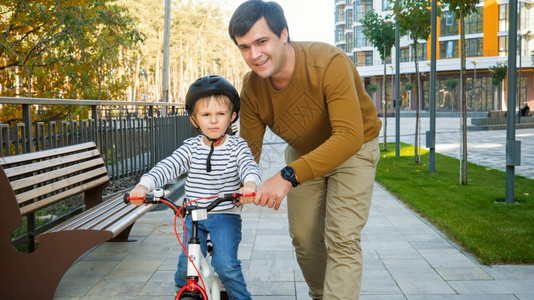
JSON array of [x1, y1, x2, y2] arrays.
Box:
[[281, 27, 289, 43]]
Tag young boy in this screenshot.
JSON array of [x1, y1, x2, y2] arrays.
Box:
[[128, 75, 260, 300]]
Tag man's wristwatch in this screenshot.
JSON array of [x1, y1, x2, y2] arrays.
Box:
[[281, 166, 299, 187]]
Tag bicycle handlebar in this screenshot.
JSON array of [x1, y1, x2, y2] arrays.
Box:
[[124, 191, 256, 213]]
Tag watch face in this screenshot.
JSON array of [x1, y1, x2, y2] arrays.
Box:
[[282, 166, 297, 187], [282, 166, 294, 178]]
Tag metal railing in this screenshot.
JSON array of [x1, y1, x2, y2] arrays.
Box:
[[0, 97, 194, 188]]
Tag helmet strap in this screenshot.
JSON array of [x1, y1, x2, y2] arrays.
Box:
[[206, 135, 224, 172], [190, 117, 228, 172]]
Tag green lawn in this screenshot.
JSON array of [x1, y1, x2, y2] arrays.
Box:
[[375, 143, 534, 265]]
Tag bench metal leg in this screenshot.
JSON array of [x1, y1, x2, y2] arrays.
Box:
[[109, 223, 136, 242], [0, 230, 112, 299]]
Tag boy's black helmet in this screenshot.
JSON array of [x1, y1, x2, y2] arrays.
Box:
[[185, 75, 240, 122]]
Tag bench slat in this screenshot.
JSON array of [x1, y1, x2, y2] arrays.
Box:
[[49, 196, 125, 231], [106, 205, 156, 236], [46, 196, 156, 237], [76, 200, 137, 230], [19, 176, 110, 215], [16, 166, 109, 205], [3, 149, 102, 178], [10, 158, 105, 191], [0, 142, 97, 166]]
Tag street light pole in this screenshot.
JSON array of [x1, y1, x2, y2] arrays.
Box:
[[505, 0, 519, 204], [161, 0, 171, 115], [471, 61, 478, 113]]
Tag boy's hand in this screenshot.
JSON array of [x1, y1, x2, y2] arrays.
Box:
[[128, 185, 149, 206], [239, 181, 257, 205]]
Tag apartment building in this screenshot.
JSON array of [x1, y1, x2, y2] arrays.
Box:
[[335, 0, 533, 113]]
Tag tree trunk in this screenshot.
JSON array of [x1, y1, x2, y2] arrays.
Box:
[[24, 67, 32, 98]]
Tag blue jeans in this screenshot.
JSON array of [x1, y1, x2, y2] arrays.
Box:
[[174, 213, 251, 300]]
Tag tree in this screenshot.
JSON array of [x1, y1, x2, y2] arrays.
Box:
[[116, 0, 249, 103], [441, 0, 479, 185], [444, 78, 459, 112], [0, 0, 142, 100], [489, 61, 507, 111], [394, 0, 433, 164], [361, 11, 395, 151], [1, 0, 250, 109]]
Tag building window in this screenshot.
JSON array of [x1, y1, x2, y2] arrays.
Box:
[[440, 11, 459, 36], [400, 48, 410, 62], [440, 40, 458, 58], [466, 38, 483, 56], [499, 4, 528, 32], [354, 0, 373, 23], [517, 2, 530, 29], [416, 43, 427, 61], [355, 51, 373, 67], [346, 9, 353, 25], [464, 7, 483, 34], [355, 26, 369, 48], [336, 5, 345, 23], [498, 36, 507, 56], [347, 32, 354, 52], [499, 4, 508, 32], [336, 25, 345, 43]]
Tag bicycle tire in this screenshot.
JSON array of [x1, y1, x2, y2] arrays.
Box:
[[177, 291, 204, 300]]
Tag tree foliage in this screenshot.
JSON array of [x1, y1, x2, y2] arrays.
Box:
[[0, 0, 143, 100], [489, 61, 507, 111], [360, 11, 395, 61], [116, 0, 249, 103], [489, 61, 508, 86], [0, 0, 249, 106]]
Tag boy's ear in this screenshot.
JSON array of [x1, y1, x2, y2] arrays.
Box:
[[231, 112, 237, 123]]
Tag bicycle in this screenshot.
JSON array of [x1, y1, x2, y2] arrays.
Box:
[[124, 188, 254, 300]]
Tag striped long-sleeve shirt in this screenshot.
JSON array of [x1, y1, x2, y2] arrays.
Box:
[[138, 134, 261, 212]]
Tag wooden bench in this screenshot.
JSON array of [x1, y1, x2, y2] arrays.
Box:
[[0, 142, 156, 299]]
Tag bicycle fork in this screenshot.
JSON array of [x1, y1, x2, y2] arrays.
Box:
[[177, 216, 224, 300]]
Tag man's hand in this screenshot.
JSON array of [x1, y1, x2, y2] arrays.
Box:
[[128, 185, 149, 206], [254, 172, 291, 211]]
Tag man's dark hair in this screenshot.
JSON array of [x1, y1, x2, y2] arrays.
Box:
[[228, 0, 290, 45]]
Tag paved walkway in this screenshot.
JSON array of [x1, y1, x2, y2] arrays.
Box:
[[54, 117, 534, 299]]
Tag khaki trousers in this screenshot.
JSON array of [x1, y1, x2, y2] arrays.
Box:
[[285, 137, 379, 300]]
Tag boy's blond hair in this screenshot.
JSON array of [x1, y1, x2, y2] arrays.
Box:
[[191, 94, 234, 116]]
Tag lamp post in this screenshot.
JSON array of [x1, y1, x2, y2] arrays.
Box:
[[471, 61, 478, 113]]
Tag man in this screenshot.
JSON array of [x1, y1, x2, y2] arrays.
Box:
[[521, 101, 530, 117], [229, 1, 382, 299]]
